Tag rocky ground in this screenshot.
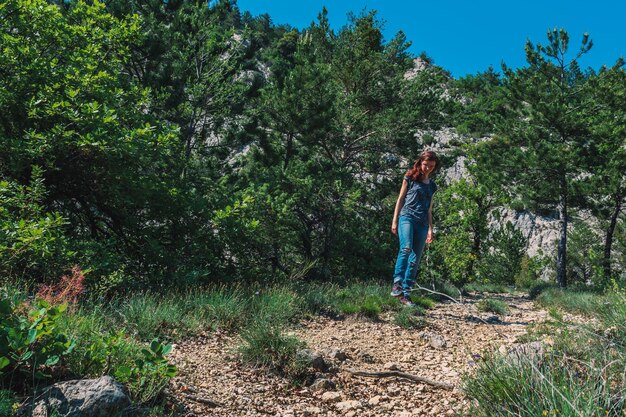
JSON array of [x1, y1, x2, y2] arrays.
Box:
[[168, 293, 551, 417]]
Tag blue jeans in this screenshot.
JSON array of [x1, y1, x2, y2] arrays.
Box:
[[393, 215, 429, 297]]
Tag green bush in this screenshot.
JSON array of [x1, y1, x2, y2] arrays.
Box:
[[58, 307, 141, 378], [0, 172, 73, 283], [114, 338, 177, 404], [476, 299, 509, 315], [0, 295, 75, 382], [0, 390, 16, 417]]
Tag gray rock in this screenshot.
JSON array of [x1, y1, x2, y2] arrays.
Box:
[[297, 349, 328, 371], [419, 331, 447, 349], [21, 376, 130, 417], [328, 348, 350, 362], [309, 378, 336, 392]]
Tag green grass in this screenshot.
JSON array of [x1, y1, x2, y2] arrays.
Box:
[[237, 322, 307, 378], [393, 306, 426, 329], [464, 288, 626, 417], [535, 288, 602, 316], [464, 282, 511, 294], [476, 298, 509, 315]]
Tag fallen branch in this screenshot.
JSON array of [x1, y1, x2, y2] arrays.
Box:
[[346, 369, 454, 390], [181, 393, 223, 407], [411, 284, 463, 305]]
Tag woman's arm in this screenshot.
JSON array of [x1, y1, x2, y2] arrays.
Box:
[[392, 179, 409, 235], [426, 194, 435, 243]]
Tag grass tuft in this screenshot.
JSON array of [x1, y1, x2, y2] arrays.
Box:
[[477, 298, 509, 315], [393, 306, 426, 329], [238, 322, 307, 378]]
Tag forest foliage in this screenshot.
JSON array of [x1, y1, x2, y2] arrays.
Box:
[[1, 0, 624, 293]]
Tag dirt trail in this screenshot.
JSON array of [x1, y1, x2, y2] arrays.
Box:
[[169, 293, 549, 416]]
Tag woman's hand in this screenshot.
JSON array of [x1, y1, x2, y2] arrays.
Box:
[[426, 228, 434, 244], [391, 222, 398, 236]]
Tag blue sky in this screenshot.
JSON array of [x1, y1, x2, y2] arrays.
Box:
[[236, 0, 625, 78]]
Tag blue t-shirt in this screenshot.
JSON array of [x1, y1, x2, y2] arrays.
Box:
[[399, 176, 437, 226]]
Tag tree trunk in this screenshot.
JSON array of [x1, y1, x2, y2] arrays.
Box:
[[603, 190, 624, 280], [556, 188, 568, 288]]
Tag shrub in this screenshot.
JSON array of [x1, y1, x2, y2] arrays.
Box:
[[0, 295, 75, 382], [0, 172, 73, 283], [36, 266, 86, 308], [0, 390, 16, 417], [476, 299, 509, 315], [114, 338, 177, 404]]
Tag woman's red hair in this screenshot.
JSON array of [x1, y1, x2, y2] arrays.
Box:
[[405, 150, 440, 181]]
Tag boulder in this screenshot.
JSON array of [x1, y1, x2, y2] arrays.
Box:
[[21, 376, 130, 417]]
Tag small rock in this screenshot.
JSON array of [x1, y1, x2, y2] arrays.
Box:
[[419, 331, 447, 349], [368, 395, 382, 406], [303, 406, 322, 416], [321, 391, 342, 403], [297, 349, 328, 371], [357, 351, 375, 363], [446, 409, 456, 416], [486, 315, 502, 324], [328, 348, 350, 362], [430, 405, 441, 415], [310, 378, 336, 392], [335, 400, 360, 412], [384, 362, 399, 370]]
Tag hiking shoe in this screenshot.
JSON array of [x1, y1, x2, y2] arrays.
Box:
[[390, 282, 402, 297], [399, 296, 416, 307]]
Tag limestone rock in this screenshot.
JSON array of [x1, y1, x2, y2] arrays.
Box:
[[420, 331, 447, 349], [335, 400, 361, 412], [297, 349, 328, 371], [22, 376, 130, 417], [310, 378, 336, 392], [321, 391, 341, 403], [328, 348, 350, 362]]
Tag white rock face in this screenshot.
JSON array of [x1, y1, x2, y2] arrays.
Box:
[[492, 208, 560, 258]]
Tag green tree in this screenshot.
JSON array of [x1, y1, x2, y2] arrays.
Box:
[[476, 29, 594, 287], [0, 0, 186, 283], [585, 64, 626, 282]]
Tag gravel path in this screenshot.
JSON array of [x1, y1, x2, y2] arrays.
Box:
[[168, 293, 549, 416]]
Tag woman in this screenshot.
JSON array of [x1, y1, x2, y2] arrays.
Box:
[[391, 150, 440, 306]]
